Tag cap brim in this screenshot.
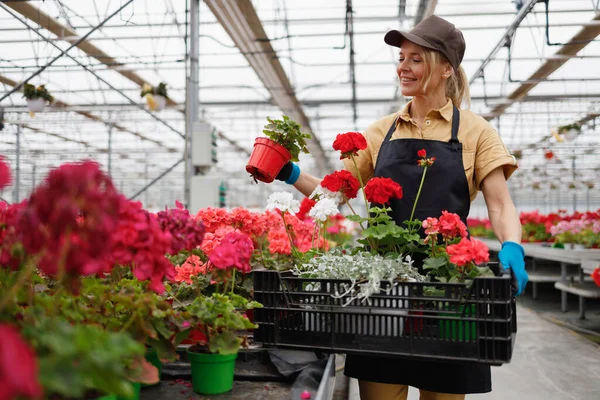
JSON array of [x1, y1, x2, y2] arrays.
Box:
[[384, 30, 438, 52]]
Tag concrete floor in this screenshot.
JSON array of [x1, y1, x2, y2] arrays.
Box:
[[348, 304, 600, 400]]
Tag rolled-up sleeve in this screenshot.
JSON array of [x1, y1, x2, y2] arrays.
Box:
[[475, 128, 518, 189]]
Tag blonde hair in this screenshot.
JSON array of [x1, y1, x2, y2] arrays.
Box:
[[420, 48, 471, 109]]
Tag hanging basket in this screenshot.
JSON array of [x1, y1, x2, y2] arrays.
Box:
[[146, 95, 167, 111], [245, 137, 291, 183], [26, 98, 46, 113]]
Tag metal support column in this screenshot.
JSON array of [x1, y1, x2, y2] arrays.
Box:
[[532, 258, 538, 299], [185, 0, 200, 208], [107, 124, 113, 176], [13, 124, 20, 203], [561, 262, 568, 312], [572, 156, 577, 212]]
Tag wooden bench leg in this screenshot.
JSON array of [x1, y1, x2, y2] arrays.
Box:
[[579, 296, 586, 320]]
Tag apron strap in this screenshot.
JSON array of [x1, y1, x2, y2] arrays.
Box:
[[449, 105, 461, 151], [383, 117, 399, 143]]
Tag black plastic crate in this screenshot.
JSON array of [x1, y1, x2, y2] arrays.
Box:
[[253, 267, 517, 365]]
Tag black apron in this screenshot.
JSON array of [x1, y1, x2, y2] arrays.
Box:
[[344, 106, 491, 394]]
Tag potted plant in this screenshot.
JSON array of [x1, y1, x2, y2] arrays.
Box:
[[23, 83, 54, 113], [185, 293, 260, 395], [181, 229, 262, 395], [558, 123, 581, 141], [141, 82, 168, 111], [246, 116, 311, 183]]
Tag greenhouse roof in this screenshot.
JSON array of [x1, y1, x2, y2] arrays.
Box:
[[0, 0, 599, 210]]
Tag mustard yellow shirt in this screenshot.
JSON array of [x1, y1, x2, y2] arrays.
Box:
[[343, 99, 518, 202]]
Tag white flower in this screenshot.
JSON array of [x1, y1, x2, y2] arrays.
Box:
[[309, 197, 339, 222], [309, 185, 342, 203], [266, 191, 300, 214]]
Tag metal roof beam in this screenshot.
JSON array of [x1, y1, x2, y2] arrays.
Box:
[[204, 0, 331, 175], [414, 0, 438, 24], [483, 11, 600, 120]]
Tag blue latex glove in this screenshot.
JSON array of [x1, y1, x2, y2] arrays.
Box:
[[498, 241, 528, 296]]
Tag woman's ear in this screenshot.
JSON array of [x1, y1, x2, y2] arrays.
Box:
[[443, 65, 455, 79]]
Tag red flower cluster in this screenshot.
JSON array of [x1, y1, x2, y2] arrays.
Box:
[[18, 161, 121, 278], [0, 201, 28, 270], [592, 267, 600, 287], [209, 231, 254, 273], [156, 201, 205, 254], [438, 211, 468, 238], [296, 197, 316, 221], [544, 149, 554, 160], [0, 156, 11, 190], [446, 237, 490, 267], [332, 132, 367, 159], [364, 177, 403, 204], [321, 170, 360, 199], [110, 196, 175, 293], [417, 148, 436, 167], [0, 324, 42, 399]]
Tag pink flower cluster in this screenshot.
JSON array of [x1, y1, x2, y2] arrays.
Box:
[[17, 161, 121, 278], [174, 255, 208, 284], [446, 237, 490, 267], [156, 201, 205, 254], [0, 156, 11, 190], [422, 211, 468, 240], [110, 197, 175, 293], [209, 231, 254, 273]]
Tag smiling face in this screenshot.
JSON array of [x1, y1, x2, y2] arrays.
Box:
[[397, 41, 452, 98]]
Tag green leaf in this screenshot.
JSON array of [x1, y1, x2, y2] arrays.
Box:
[[346, 215, 367, 223], [423, 257, 448, 271]]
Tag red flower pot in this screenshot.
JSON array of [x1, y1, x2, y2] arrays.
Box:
[[246, 138, 291, 183]]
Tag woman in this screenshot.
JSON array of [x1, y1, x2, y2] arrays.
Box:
[[274, 15, 528, 400]]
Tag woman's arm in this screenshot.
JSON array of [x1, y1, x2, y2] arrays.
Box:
[[480, 167, 521, 243], [292, 171, 322, 198]]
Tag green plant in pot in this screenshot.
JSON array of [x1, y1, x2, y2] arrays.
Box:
[[185, 293, 260, 395], [23, 83, 54, 113], [246, 115, 311, 183], [184, 231, 262, 395]]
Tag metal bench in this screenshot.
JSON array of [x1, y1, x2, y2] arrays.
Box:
[[554, 271, 600, 320]]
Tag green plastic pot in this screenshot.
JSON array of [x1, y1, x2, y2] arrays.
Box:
[[439, 304, 477, 341], [142, 348, 162, 387], [94, 381, 140, 400], [187, 349, 238, 395]]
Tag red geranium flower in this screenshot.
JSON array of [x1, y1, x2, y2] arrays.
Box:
[[544, 150, 554, 160], [296, 197, 316, 221], [321, 170, 360, 199], [332, 132, 367, 159], [592, 267, 600, 287], [446, 237, 490, 267], [417, 149, 427, 158], [438, 211, 468, 238], [364, 177, 403, 204], [0, 324, 43, 399]]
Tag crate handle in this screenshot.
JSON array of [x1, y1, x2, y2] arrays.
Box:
[[274, 267, 294, 308]]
